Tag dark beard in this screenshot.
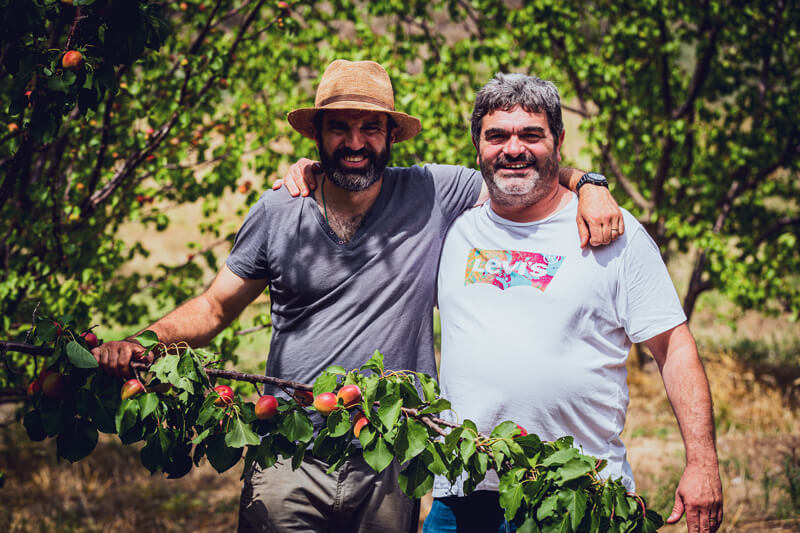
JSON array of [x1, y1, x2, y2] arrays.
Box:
[[319, 143, 391, 192], [479, 150, 560, 208]]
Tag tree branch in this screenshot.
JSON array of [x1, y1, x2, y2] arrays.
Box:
[[599, 143, 652, 212], [672, 14, 721, 120]]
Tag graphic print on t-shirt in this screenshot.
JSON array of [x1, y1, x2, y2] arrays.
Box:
[[464, 248, 565, 291]]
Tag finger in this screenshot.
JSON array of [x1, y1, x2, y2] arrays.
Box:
[[700, 509, 712, 533], [588, 219, 604, 246], [284, 172, 301, 197], [301, 166, 318, 196], [272, 179, 283, 190], [94, 347, 108, 369], [617, 213, 625, 236], [577, 216, 590, 248], [666, 495, 684, 524]]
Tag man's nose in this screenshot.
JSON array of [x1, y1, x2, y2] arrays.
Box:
[[344, 129, 365, 150], [503, 135, 525, 158]]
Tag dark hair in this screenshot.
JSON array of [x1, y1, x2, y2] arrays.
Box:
[[471, 73, 563, 146]]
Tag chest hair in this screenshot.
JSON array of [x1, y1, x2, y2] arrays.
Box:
[[325, 209, 365, 244]]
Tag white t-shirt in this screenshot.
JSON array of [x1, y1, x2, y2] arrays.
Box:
[[432, 194, 686, 496]]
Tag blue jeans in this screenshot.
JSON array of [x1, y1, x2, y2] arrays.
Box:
[[423, 491, 517, 533]]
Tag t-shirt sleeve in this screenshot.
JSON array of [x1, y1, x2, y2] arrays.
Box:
[[425, 164, 483, 224], [225, 196, 271, 280], [617, 224, 687, 343]]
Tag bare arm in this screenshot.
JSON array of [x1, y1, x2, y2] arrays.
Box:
[[643, 323, 723, 533], [92, 265, 268, 377]]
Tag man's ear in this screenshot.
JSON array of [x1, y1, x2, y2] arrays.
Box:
[[556, 130, 565, 162]]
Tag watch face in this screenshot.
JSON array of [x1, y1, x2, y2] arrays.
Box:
[[585, 172, 605, 181]]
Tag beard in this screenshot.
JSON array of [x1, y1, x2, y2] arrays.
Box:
[[319, 142, 391, 192], [479, 149, 560, 208]]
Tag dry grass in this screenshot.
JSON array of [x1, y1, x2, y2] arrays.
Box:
[[2, 349, 798, 532]]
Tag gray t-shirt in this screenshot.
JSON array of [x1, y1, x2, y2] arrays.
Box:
[[226, 164, 482, 394]]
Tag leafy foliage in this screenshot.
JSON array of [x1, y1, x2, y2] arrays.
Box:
[[2, 1, 797, 354], [12, 327, 663, 531]]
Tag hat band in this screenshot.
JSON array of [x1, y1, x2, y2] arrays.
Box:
[[318, 94, 394, 111]]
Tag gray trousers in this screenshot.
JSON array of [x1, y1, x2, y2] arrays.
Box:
[[238, 452, 414, 533]]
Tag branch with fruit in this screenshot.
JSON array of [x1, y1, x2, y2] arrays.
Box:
[[0, 318, 663, 531]]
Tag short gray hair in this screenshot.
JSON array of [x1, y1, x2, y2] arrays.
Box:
[[471, 73, 563, 146]]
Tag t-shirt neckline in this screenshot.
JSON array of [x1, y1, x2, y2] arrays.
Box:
[[485, 194, 577, 227]]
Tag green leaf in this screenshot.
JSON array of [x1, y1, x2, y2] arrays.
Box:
[[140, 430, 164, 473], [557, 457, 593, 484], [292, 444, 306, 470], [377, 395, 402, 431], [115, 398, 140, 433], [138, 392, 159, 419], [516, 515, 542, 533], [206, 433, 243, 473], [57, 418, 98, 462], [225, 417, 261, 448], [564, 488, 588, 530], [90, 395, 117, 433], [397, 455, 434, 498], [66, 340, 99, 368], [326, 408, 351, 438], [277, 409, 314, 442], [313, 372, 339, 396], [420, 442, 448, 476], [417, 372, 439, 402], [418, 398, 451, 415], [362, 435, 393, 474], [491, 420, 519, 438], [394, 419, 428, 463], [499, 471, 525, 520], [444, 426, 464, 452], [359, 350, 384, 374], [36, 320, 59, 342], [136, 330, 159, 351], [357, 423, 377, 447], [645, 509, 664, 528], [191, 427, 212, 445], [537, 493, 559, 521], [459, 436, 476, 463], [542, 448, 580, 467]]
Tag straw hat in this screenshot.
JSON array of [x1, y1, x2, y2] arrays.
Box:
[[288, 60, 421, 143]]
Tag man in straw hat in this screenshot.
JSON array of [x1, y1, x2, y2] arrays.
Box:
[[91, 59, 620, 532]]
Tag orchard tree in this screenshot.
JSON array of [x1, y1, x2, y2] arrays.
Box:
[[1, 0, 798, 351]]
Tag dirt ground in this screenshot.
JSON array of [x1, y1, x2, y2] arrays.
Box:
[[1, 349, 798, 532]]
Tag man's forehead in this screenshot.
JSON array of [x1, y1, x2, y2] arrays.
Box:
[[322, 109, 388, 125], [481, 106, 549, 132]]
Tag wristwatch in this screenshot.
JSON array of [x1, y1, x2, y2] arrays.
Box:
[[576, 172, 609, 192]]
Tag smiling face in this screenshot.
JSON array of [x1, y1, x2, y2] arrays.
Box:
[[477, 105, 563, 208], [317, 110, 395, 191]]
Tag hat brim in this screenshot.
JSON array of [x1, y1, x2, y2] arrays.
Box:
[[288, 103, 421, 143]]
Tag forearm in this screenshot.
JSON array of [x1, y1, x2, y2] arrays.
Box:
[[558, 166, 584, 192], [131, 293, 231, 348], [658, 328, 718, 466]]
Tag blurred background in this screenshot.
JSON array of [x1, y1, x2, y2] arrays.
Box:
[[1, 1, 798, 531]]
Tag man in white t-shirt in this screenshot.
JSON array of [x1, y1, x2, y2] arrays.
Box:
[[426, 74, 723, 533]]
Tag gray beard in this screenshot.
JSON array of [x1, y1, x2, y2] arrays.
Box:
[[327, 167, 381, 192], [480, 152, 559, 208]]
